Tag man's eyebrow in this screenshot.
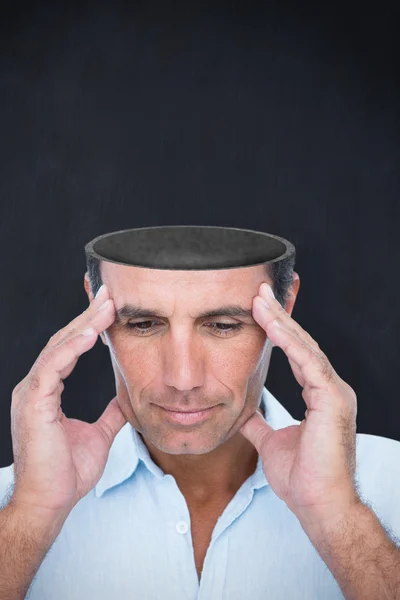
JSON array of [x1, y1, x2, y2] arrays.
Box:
[[114, 303, 254, 323]]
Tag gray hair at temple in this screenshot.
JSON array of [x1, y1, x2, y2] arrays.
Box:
[[85, 251, 296, 311]]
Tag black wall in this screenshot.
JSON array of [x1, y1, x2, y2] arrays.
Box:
[[1, 0, 399, 466]]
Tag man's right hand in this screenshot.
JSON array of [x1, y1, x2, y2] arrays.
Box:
[[8, 283, 127, 518]]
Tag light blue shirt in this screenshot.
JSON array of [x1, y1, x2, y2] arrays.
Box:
[[1, 386, 399, 599]]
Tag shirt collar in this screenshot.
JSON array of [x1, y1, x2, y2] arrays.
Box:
[[94, 386, 300, 498]]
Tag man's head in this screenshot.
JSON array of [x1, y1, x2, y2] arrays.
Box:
[[84, 261, 300, 457]]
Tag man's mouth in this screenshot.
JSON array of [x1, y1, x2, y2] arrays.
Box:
[[159, 405, 218, 413], [156, 404, 220, 425]]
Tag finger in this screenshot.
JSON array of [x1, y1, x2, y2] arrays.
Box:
[[14, 301, 115, 417], [239, 410, 274, 453], [256, 302, 337, 395], [95, 396, 128, 448], [41, 283, 110, 356], [40, 302, 115, 382], [252, 287, 336, 384], [12, 330, 97, 424], [288, 356, 307, 388], [14, 291, 115, 398], [254, 288, 320, 354]]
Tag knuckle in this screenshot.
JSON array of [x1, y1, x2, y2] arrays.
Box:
[[321, 360, 335, 384], [12, 379, 25, 396], [346, 383, 357, 401], [52, 333, 72, 350], [36, 351, 52, 369], [65, 326, 80, 339], [28, 371, 42, 392], [14, 326, 86, 405], [46, 331, 64, 349], [49, 321, 81, 347], [28, 337, 76, 394], [64, 336, 82, 361], [275, 304, 286, 317]]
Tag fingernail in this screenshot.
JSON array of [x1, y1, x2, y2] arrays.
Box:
[[266, 284, 275, 299], [95, 284, 106, 299], [261, 283, 275, 300]]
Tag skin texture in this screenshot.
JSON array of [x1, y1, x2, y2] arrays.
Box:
[[83, 264, 300, 506]]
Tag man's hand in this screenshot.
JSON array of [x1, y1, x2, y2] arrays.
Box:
[[240, 282, 361, 530], [9, 283, 127, 517]]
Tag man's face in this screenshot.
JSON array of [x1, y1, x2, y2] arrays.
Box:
[[87, 263, 274, 455]]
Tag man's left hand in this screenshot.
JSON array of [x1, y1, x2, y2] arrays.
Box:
[[240, 282, 361, 530]]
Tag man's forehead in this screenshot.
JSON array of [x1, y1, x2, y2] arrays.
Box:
[[101, 262, 266, 289], [101, 262, 267, 322]]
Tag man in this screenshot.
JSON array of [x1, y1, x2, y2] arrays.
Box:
[[87, 261, 289, 586], [1, 260, 399, 599]]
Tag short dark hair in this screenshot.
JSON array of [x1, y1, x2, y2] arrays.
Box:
[[86, 251, 296, 310]]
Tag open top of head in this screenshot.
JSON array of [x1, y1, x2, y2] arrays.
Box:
[[84, 225, 295, 271]]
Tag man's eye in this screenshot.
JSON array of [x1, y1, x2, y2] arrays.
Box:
[[126, 321, 244, 336]]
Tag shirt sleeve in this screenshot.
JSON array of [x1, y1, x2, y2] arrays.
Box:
[[0, 463, 15, 511], [355, 433, 400, 547]]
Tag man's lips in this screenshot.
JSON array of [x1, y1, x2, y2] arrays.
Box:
[[156, 404, 221, 425], [157, 405, 219, 413]]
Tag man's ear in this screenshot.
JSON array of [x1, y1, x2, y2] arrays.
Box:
[[284, 272, 300, 318], [84, 272, 92, 300]]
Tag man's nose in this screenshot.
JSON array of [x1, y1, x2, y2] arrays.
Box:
[[162, 336, 205, 391]]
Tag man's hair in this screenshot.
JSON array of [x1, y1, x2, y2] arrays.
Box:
[[85, 251, 296, 310]]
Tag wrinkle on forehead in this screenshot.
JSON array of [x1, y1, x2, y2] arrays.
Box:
[[101, 263, 268, 321]]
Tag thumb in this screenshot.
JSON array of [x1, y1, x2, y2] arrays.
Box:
[[95, 396, 128, 448], [239, 409, 275, 453]]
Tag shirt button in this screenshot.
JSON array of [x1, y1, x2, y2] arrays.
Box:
[[176, 521, 189, 534]]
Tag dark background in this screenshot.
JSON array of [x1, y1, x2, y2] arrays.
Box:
[[1, 0, 399, 467]]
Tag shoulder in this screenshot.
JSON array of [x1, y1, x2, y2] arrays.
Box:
[[355, 433, 400, 542], [0, 462, 15, 510]]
